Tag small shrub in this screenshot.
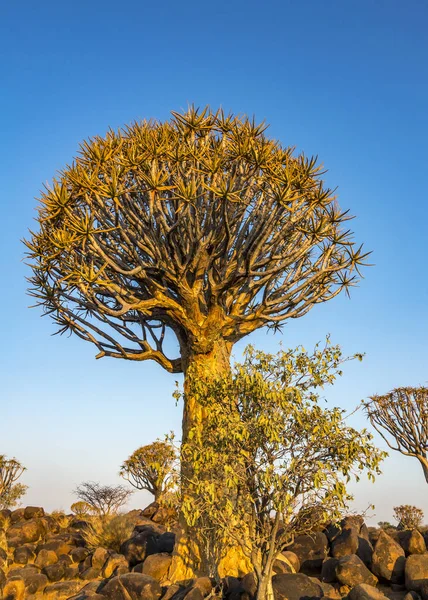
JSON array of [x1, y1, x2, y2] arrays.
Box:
[[82, 513, 140, 552], [378, 521, 396, 530], [393, 505, 424, 530]]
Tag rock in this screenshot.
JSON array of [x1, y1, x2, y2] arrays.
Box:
[[6, 517, 47, 546], [92, 547, 110, 570], [142, 552, 172, 581], [371, 530, 405, 583], [398, 531, 427, 556], [314, 579, 341, 599], [120, 528, 160, 567], [241, 572, 258, 597], [24, 506, 45, 520], [321, 558, 339, 583], [335, 555, 378, 587], [405, 554, 428, 593], [157, 531, 176, 553], [403, 592, 421, 600], [324, 523, 341, 543], [43, 561, 66, 582], [348, 583, 389, 600], [273, 558, 294, 575], [192, 576, 213, 596], [35, 548, 59, 568], [357, 537, 374, 566], [331, 528, 359, 558], [71, 547, 91, 563], [102, 553, 129, 578], [99, 572, 162, 600], [80, 566, 102, 580], [0, 567, 5, 591], [162, 584, 184, 600], [13, 544, 35, 565], [7, 570, 49, 595], [10, 508, 26, 523], [272, 572, 324, 600], [281, 552, 300, 573], [288, 533, 329, 571], [42, 580, 86, 599]]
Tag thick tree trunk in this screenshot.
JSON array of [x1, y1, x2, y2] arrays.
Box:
[[418, 455, 428, 484], [255, 576, 275, 600], [167, 338, 252, 583]]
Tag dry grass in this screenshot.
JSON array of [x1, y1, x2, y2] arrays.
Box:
[[82, 513, 140, 553]]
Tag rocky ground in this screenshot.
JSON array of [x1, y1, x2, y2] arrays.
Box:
[[0, 505, 427, 600]]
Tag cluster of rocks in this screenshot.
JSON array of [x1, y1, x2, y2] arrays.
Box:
[[0, 507, 427, 600]]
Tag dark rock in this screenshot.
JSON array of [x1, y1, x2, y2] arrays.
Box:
[[348, 583, 388, 600], [405, 554, 428, 593], [331, 528, 359, 558], [7, 570, 49, 595], [99, 572, 162, 600], [24, 506, 45, 520], [10, 508, 26, 523], [92, 547, 110, 570], [162, 584, 185, 600], [6, 517, 47, 546], [43, 579, 85, 598], [35, 548, 59, 568], [403, 593, 421, 600], [272, 572, 324, 600], [288, 533, 329, 572], [71, 547, 91, 563], [321, 558, 339, 583], [13, 544, 35, 565], [80, 566, 102, 580], [273, 559, 294, 575], [241, 572, 258, 598], [142, 552, 172, 581], [42, 561, 66, 582], [371, 530, 405, 583], [120, 528, 160, 567], [398, 530, 427, 556], [157, 531, 176, 554], [102, 553, 129, 578], [357, 537, 374, 566], [324, 523, 341, 543], [335, 554, 378, 587]]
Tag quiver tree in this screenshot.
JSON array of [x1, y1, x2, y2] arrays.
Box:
[[25, 106, 369, 576], [364, 387, 428, 483], [0, 455, 28, 510], [393, 505, 424, 530], [120, 436, 178, 501]]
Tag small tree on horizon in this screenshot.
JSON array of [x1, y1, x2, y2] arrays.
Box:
[[0, 456, 28, 510], [393, 505, 424, 530], [180, 340, 385, 593], [120, 436, 178, 501], [74, 482, 133, 519], [363, 387, 428, 483]]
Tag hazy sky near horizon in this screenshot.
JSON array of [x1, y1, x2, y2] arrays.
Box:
[[1, 0, 427, 524]]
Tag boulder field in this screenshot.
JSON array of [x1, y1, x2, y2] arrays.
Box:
[[0, 507, 427, 600]]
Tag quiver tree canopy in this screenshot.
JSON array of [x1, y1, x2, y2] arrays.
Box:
[[25, 106, 368, 372], [364, 386, 428, 483]]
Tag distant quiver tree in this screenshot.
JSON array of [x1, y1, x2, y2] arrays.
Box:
[[364, 387, 428, 483], [25, 106, 369, 578]]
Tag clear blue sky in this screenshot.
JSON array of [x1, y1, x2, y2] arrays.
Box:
[[1, 0, 427, 524]]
